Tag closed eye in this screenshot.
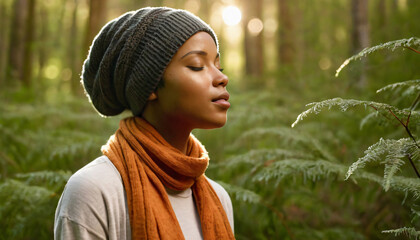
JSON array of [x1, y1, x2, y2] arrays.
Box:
[[187, 66, 204, 71]]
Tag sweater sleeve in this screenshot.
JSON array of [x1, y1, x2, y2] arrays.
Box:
[[55, 216, 105, 240]]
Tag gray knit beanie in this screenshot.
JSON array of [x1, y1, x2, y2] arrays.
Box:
[[81, 7, 218, 116]]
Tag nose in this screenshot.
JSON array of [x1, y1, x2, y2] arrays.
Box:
[[212, 69, 229, 87]]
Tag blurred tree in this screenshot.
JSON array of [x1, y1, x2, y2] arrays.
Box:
[[199, 0, 211, 23], [83, 0, 108, 56], [243, 0, 264, 78], [22, 0, 36, 87], [7, 0, 27, 84], [277, 0, 295, 65], [68, 0, 81, 95], [37, 2, 48, 84], [350, 0, 370, 89], [0, 0, 11, 85], [143, 0, 164, 7]]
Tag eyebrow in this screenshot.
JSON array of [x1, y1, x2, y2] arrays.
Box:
[[180, 50, 219, 60]]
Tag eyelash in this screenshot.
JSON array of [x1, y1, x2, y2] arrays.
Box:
[[187, 66, 224, 72], [188, 66, 204, 71]]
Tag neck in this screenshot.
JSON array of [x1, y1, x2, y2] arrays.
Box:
[[141, 115, 192, 154]]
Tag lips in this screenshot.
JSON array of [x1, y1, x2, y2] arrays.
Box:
[[212, 92, 230, 109]]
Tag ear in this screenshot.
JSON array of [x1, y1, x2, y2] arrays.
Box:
[[148, 92, 158, 101]]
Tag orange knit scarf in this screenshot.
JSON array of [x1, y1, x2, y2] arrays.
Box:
[[102, 117, 235, 239]]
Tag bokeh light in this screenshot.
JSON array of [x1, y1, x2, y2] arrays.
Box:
[[222, 6, 242, 26], [247, 18, 263, 36], [318, 56, 332, 70], [44, 64, 60, 79]]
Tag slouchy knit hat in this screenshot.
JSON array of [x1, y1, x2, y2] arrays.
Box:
[[81, 7, 218, 117]]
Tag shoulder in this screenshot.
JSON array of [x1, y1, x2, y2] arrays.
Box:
[[206, 177, 235, 231], [59, 156, 124, 202], [55, 156, 129, 239], [206, 177, 230, 203]]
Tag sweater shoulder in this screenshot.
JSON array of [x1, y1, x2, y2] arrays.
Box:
[[55, 156, 130, 239]]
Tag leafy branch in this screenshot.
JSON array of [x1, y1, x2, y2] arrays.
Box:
[[335, 37, 420, 77]]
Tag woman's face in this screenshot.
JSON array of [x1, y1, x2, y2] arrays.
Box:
[[152, 31, 229, 130]]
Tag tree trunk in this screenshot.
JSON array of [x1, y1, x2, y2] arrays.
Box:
[[277, 0, 295, 65], [351, 0, 370, 89], [37, 3, 48, 85], [0, 0, 11, 85], [83, 0, 108, 56], [69, 0, 81, 95], [7, 0, 28, 84], [22, 0, 36, 87], [351, 0, 370, 54], [243, 0, 264, 78]]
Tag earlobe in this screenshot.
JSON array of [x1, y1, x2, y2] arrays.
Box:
[[148, 92, 158, 101]]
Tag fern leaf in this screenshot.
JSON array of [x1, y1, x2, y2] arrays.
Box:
[[387, 176, 420, 199], [253, 159, 348, 184], [336, 37, 420, 77], [359, 112, 378, 130], [217, 181, 261, 204], [345, 138, 411, 185], [222, 148, 313, 168], [351, 172, 420, 198], [406, 143, 420, 162], [376, 79, 420, 94], [383, 151, 406, 191], [292, 98, 408, 128], [228, 127, 309, 152], [16, 170, 72, 187], [382, 227, 420, 239]]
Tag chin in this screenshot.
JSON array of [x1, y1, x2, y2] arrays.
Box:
[[201, 117, 227, 129]]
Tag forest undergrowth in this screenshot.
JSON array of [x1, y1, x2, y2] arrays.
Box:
[[1, 38, 419, 240]]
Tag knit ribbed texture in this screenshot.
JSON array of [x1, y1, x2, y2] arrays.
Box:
[[82, 7, 218, 116]]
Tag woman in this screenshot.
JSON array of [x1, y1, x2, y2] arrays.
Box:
[[54, 7, 235, 240]]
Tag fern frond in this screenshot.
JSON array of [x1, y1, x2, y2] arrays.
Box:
[[0, 179, 55, 207], [228, 127, 308, 152], [382, 227, 420, 239], [406, 143, 420, 162], [336, 37, 420, 77], [220, 148, 313, 169], [50, 141, 99, 161], [359, 112, 378, 130], [349, 172, 420, 198], [383, 150, 406, 191], [253, 159, 348, 184], [217, 181, 261, 204], [292, 98, 408, 128], [386, 176, 420, 199], [376, 79, 420, 94], [229, 127, 337, 162], [345, 138, 411, 184], [411, 207, 420, 223], [16, 170, 71, 188]]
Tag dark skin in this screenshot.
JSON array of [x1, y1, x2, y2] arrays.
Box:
[[142, 32, 230, 154]]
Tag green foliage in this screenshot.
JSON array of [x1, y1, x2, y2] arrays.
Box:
[[382, 227, 420, 240], [345, 138, 415, 191], [0, 171, 68, 239], [0, 92, 121, 239], [376, 79, 420, 94], [291, 98, 416, 128], [292, 37, 420, 238], [335, 37, 420, 77]]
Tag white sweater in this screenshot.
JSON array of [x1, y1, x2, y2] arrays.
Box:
[[54, 156, 234, 239]]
